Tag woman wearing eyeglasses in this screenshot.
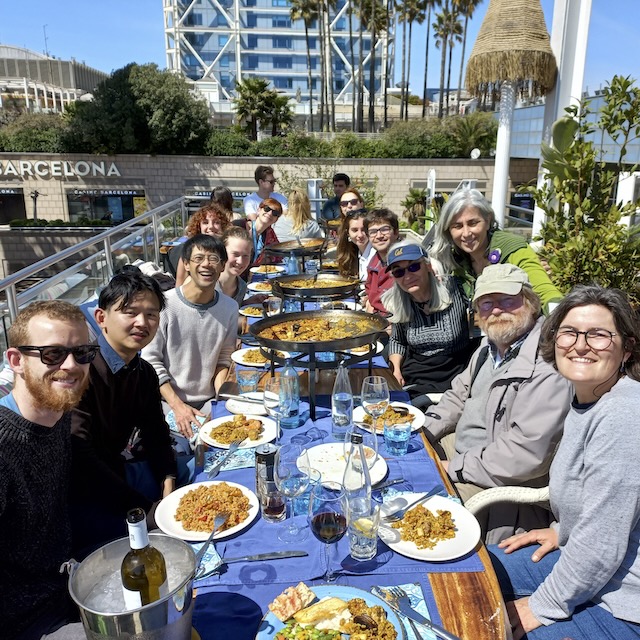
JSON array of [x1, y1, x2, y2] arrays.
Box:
[[172, 202, 231, 286], [490, 284, 640, 640], [428, 190, 562, 314], [234, 197, 282, 267], [336, 211, 374, 280], [380, 241, 474, 403], [272, 190, 323, 243]]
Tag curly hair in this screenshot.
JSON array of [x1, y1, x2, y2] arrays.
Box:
[[8, 301, 87, 347], [186, 203, 230, 238], [336, 211, 368, 278], [539, 284, 640, 381]]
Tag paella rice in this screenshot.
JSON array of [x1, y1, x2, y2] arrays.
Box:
[[208, 414, 264, 444], [243, 348, 285, 364], [241, 306, 263, 317], [391, 504, 456, 549], [254, 265, 282, 273], [284, 278, 358, 289], [175, 482, 250, 532], [342, 598, 397, 640], [363, 405, 412, 430], [259, 318, 370, 342], [252, 282, 273, 291]]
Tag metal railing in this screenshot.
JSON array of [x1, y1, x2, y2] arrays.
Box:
[[0, 198, 188, 350]]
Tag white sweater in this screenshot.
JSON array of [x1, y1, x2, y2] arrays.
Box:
[[141, 287, 238, 407]]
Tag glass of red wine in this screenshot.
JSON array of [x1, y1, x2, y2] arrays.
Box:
[[308, 481, 347, 582]]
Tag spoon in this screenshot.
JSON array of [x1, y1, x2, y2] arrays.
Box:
[[194, 512, 229, 571]]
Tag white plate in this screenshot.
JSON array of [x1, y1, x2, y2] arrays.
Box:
[[250, 265, 285, 276], [155, 480, 259, 542], [247, 281, 273, 293], [257, 585, 406, 640], [200, 414, 277, 449], [225, 391, 268, 416], [348, 341, 384, 356], [239, 305, 264, 318], [231, 347, 291, 368], [379, 494, 481, 562], [304, 443, 388, 485], [353, 402, 425, 433]]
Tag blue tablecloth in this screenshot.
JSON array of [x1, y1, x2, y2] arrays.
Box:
[[191, 391, 484, 640]]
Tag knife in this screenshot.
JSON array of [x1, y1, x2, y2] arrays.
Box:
[[219, 393, 265, 405], [221, 550, 308, 564], [374, 478, 405, 491], [194, 433, 206, 476], [371, 588, 461, 640]]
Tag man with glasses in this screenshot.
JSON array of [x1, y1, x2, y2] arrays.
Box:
[[0, 301, 93, 638], [424, 264, 572, 543], [363, 208, 400, 314], [69, 267, 190, 556], [320, 172, 350, 220], [244, 165, 288, 221], [142, 234, 238, 439]]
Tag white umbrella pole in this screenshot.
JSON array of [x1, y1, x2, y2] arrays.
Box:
[[491, 81, 515, 227]]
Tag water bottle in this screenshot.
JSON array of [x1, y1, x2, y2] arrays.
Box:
[[286, 252, 299, 275], [331, 361, 353, 441], [343, 432, 372, 508], [280, 358, 300, 429]]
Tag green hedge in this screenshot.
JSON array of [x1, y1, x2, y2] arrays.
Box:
[[9, 218, 112, 228]]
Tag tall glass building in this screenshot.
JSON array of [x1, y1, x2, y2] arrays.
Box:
[[163, 0, 393, 118]]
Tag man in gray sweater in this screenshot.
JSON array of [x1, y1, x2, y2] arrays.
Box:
[[142, 234, 238, 438], [425, 264, 572, 543]]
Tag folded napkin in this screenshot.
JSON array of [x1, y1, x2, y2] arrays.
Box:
[[167, 411, 207, 446], [204, 448, 256, 473], [375, 583, 438, 640], [192, 541, 223, 582]]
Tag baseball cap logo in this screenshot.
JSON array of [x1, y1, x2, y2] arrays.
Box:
[[394, 247, 404, 257]]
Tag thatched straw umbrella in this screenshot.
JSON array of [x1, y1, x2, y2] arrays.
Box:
[[465, 0, 556, 225]]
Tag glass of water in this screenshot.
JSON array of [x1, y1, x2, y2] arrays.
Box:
[[347, 496, 381, 562], [383, 420, 412, 456]]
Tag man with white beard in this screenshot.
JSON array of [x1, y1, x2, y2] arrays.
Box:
[[424, 264, 572, 544], [0, 301, 96, 639]]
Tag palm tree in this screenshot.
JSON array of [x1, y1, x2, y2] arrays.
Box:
[[403, 0, 427, 119], [233, 77, 273, 140], [348, 1, 357, 130], [444, 8, 463, 115], [290, 0, 319, 131], [266, 93, 294, 136], [421, 0, 439, 118], [453, 0, 483, 111], [433, 7, 448, 118]]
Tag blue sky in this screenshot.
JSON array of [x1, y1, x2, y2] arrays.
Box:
[[1, 0, 638, 96]]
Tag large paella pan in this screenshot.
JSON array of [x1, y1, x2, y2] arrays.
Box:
[[271, 273, 360, 299], [265, 238, 327, 257]]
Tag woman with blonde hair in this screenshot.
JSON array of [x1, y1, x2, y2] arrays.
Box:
[[272, 190, 323, 242]]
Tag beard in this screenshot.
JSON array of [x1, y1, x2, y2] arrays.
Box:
[[23, 366, 89, 413], [482, 311, 534, 347]]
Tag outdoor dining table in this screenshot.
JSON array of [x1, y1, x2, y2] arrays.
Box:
[[187, 362, 510, 640]]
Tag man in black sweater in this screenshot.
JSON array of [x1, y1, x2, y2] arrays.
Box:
[[70, 268, 188, 555], [0, 300, 96, 639]]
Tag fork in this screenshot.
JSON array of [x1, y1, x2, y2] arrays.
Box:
[[194, 512, 229, 576], [207, 439, 243, 479], [381, 485, 444, 523]]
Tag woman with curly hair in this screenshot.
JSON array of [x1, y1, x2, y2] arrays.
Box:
[[272, 190, 323, 242], [171, 203, 230, 286], [336, 210, 374, 280]]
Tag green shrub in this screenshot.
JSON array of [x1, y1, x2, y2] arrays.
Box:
[[205, 128, 253, 156]]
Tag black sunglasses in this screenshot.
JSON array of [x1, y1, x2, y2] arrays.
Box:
[[17, 344, 100, 365], [340, 198, 360, 207], [391, 262, 422, 279], [262, 205, 282, 217]]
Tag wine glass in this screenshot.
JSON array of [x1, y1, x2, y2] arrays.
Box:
[[308, 481, 348, 583], [263, 377, 292, 441], [274, 444, 311, 543], [361, 376, 390, 433]]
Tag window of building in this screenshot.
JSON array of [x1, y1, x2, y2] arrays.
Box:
[[185, 12, 203, 26], [274, 77, 293, 89], [272, 15, 291, 28], [273, 56, 293, 69], [272, 36, 292, 48], [272, 0, 290, 6], [220, 73, 233, 89], [335, 17, 346, 30], [307, 37, 317, 49], [245, 0, 256, 5], [335, 78, 345, 90], [220, 54, 230, 68], [216, 13, 228, 26], [246, 13, 257, 27], [218, 35, 229, 46], [247, 34, 258, 48], [245, 54, 259, 70]]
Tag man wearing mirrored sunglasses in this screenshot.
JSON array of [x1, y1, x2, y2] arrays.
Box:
[[363, 208, 400, 315], [0, 300, 92, 638], [69, 267, 193, 556], [424, 264, 572, 544], [142, 234, 238, 439], [243, 164, 288, 221]]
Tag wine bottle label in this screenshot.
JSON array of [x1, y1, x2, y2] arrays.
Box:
[[122, 585, 144, 610], [127, 519, 150, 550]]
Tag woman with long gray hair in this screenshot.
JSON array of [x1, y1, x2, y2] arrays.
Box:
[[381, 241, 475, 404]]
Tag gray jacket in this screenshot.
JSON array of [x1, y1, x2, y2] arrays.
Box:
[[425, 317, 572, 489]]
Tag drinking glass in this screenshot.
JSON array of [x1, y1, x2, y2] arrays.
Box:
[[274, 444, 311, 543], [236, 369, 262, 394], [343, 425, 378, 471], [263, 377, 292, 440], [308, 481, 348, 582], [361, 376, 390, 432], [264, 296, 282, 316]]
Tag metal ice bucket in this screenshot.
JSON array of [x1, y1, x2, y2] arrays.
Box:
[[68, 533, 196, 640]]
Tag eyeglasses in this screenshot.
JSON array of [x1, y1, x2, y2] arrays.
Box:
[[340, 198, 360, 207], [477, 295, 522, 313], [391, 261, 422, 279], [262, 205, 282, 217], [554, 328, 618, 351], [190, 254, 222, 265], [17, 344, 100, 365], [263, 179, 277, 185], [368, 225, 392, 237]]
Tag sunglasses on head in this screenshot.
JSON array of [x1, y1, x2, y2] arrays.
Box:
[[391, 261, 422, 279], [262, 205, 282, 217], [340, 198, 360, 207], [17, 344, 100, 365]]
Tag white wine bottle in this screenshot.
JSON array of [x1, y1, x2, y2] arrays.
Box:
[[121, 507, 168, 609]]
